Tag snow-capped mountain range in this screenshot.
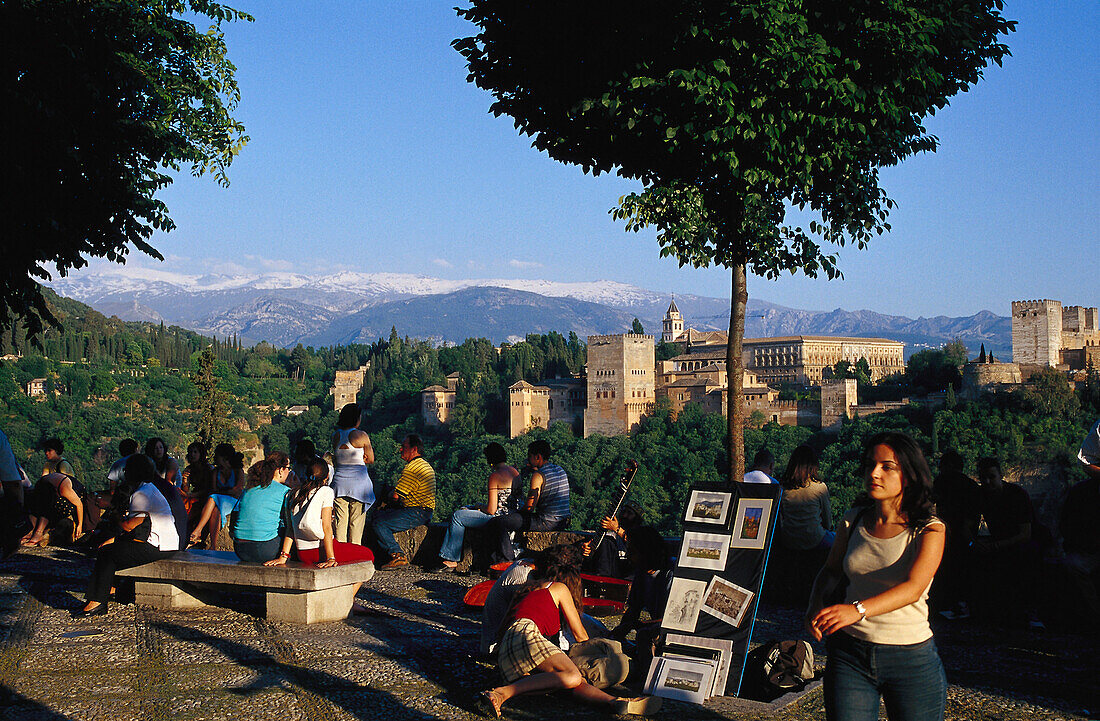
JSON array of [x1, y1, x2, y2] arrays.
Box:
[[45, 268, 1012, 357]]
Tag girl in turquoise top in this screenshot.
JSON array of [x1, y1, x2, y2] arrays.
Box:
[[232, 451, 291, 563]]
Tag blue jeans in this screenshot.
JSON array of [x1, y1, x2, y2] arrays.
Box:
[[825, 632, 945, 721], [234, 537, 282, 563], [439, 507, 495, 562], [372, 506, 432, 556]]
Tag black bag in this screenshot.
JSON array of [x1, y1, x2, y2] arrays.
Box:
[[118, 514, 152, 544], [743, 640, 815, 700]]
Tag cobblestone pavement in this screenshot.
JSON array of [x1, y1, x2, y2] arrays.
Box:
[[0, 548, 1094, 720]]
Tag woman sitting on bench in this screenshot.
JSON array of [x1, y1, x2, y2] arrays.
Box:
[[265, 459, 373, 569], [231, 452, 292, 563], [78, 455, 182, 617]]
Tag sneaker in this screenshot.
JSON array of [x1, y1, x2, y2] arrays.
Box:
[[379, 553, 409, 570]]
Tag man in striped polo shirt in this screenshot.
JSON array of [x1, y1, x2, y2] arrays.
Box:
[[373, 434, 435, 570], [488, 439, 571, 562]]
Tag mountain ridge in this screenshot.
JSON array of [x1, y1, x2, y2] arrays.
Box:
[[46, 269, 1012, 357]]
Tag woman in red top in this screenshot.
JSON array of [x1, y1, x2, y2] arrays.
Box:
[[480, 569, 660, 718]]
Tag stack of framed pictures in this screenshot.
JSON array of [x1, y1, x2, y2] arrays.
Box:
[[647, 481, 782, 702]]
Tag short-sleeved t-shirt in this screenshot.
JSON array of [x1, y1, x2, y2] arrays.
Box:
[[396, 457, 435, 510], [743, 470, 777, 484], [233, 482, 290, 542], [291, 485, 335, 550], [128, 482, 179, 552]]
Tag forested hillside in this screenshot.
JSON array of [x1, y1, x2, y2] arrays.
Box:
[[1, 291, 1096, 535]]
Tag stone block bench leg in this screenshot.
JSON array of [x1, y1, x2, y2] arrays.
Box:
[[134, 581, 207, 610], [266, 584, 357, 624]]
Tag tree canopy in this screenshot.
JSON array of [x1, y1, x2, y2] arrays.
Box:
[[2, 0, 251, 334], [455, 0, 1013, 480]]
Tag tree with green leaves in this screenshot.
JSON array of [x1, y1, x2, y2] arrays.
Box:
[[3, 0, 251, 335], [631, 317, 645, 335], [455, 0, 1013, 482], [194, 346, 232, 450]]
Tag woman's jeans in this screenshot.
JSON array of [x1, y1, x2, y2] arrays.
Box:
[[234, 536, 282, 563], [439, 507, 494, 562], [825, 632, 946, 721]]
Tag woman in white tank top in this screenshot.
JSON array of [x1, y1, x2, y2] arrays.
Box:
[[806, 432, 947, 721], [330, 403, 375, 545]]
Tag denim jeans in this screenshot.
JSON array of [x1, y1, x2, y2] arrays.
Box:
[[371, 506, 432, 555], [234, 536, 282, 563], [439, 507, 494, 562], [825, 632, 946, 721]]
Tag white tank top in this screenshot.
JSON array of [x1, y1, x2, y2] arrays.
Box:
[[334, 428, 366, 466], [842, 510, 943, 645]]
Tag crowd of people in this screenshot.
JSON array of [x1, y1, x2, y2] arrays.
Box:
[[0, 405, 1097, 720]]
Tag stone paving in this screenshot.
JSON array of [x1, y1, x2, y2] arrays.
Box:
[[0, 547, 1095, 721]]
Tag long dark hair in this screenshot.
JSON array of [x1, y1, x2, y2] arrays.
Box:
[[259, 451, 289, 489], [337, 403, 361, 430], [290, 458, 328, 508], [186, 441, 214, 494], [858, 432, 935, 529], [213, 443, 244, 473], [119, 454, 156, 502], [780, 445, 819, 490], [145, 437, 169, 471]]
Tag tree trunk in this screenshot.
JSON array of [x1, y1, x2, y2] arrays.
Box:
[[726, 262, 747, 485]]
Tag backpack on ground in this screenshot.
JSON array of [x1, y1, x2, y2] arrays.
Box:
[[743, 639, 815, 699]]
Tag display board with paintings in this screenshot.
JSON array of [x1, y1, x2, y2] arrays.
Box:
[[645, 481, 782, 703]]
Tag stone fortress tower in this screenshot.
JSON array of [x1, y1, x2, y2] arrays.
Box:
[[331, 364, 370, 410], [1012, 299, 1099, 367], [584, 334, 655, 437], [662, 298, 684, 342]]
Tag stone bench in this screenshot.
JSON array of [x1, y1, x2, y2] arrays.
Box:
[[117, 549, 375, 624]]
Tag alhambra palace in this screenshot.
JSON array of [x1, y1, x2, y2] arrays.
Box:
[[326, 298, 1099, 439]]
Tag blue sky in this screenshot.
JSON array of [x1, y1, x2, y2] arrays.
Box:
[[122, 1, 1097, 318]]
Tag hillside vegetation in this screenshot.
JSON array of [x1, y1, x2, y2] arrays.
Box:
[[1, 292, 1096, 535]]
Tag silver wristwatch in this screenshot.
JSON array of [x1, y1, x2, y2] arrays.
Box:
[[852, 600, 867, 620]]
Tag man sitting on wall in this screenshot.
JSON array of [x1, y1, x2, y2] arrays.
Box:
[[371, 434, 435, 570], [743, 449, 778, 484], [487, 439, 571, 562]]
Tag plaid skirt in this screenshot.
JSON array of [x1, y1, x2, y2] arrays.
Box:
[[496, 618, 564, 683]]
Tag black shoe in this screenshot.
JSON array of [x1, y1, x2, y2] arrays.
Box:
[[434, 563, 460, 574], [74, 603, 108, 618]]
